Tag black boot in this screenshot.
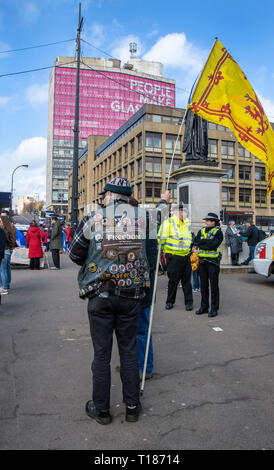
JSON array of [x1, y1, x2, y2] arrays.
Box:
[[208, 310, 218, 317], [195, 307, 208, 315]]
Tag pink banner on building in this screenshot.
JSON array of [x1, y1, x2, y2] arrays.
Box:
[[53, 67, 175, 140]]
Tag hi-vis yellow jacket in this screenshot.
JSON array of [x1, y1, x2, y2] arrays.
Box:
[[157, 215, 192, 256]]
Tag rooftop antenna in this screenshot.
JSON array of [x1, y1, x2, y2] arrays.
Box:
[[129, 42, 137, 59]]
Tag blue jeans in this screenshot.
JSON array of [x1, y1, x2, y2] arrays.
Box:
[[0, 252, 11, 289], [245, 246, 255, 264], [137, 307, 154, 374], [193, 270, 200, 289]]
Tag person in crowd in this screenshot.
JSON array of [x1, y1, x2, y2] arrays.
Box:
[[193, 213, 223, 318], [42, 225, 50, 252], [26, 221, 44, 270], [50, 216, 63, 270], [0, 216, 17, 294], [69, 177, 151, 425], [191, 248, 200, 292], [157, 203, 193, 311], [239, 220, 259, 266], [0, 224, 7, 299], [225, 220, 242, 266], [65, 224, 73, 250], [0, 210, 17, 290]]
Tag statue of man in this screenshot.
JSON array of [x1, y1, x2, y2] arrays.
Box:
[[182, 109, 208, 161]]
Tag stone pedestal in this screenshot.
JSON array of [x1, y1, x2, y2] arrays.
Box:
[[171, 160, 228, 234]]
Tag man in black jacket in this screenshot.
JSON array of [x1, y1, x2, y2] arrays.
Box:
[[239, 220, 259, 265]]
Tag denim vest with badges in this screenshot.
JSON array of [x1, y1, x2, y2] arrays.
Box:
[[78, 202, 150, 299]]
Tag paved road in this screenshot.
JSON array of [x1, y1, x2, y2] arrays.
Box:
[[1, 255, 274, 450]]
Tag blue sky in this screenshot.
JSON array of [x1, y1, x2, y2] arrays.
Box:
[[1, 0, 274, 201]]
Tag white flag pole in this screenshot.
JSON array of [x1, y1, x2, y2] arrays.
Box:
[[140, 114, 186, 395]]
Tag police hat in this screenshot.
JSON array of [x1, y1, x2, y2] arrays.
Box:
[[203, 212, 219, 221]]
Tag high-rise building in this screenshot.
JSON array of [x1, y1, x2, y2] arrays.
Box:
[[46, 56, 175, 214]]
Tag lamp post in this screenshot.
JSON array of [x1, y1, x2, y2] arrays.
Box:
[[10, 164, 29, 214]]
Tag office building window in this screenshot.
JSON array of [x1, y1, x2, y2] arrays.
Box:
[[145, 132, 162, 149], [137, 183, 142, 200], [238, 143, 251, 159], [152, 114, 161, 122], [239, 188, 251, 204], [130, 163, 134, 180], [255, 166, 266, 181], [166, 158, 181, 175], [137, 158, 142, 176], [138, 134, 142, 151], [145, 157, 162, 176], [221, 140, 234, 158], [222, 187, 235, 203], [222, 164, 235, 179], [166, 134, 181, 153], [145, 182, 162, 201], [209, 139, 218, 157], [130, 139, 135, 156], [255, 189, 267, 205], [239, 165, 251, 181]]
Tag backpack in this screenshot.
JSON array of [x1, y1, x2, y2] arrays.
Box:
[[257, 229, 267, 242]]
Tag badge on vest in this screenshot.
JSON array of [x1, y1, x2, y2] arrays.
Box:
[[88, 263, 97, 273]]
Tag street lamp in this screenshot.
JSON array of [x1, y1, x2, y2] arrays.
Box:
[[10, 164, 29, 214]]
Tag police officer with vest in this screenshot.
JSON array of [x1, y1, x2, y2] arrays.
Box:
[[193, 212, 223, 317], [69, 177, 150, 425], [158, 203, 193, 311]]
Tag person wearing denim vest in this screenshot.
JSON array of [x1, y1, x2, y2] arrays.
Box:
[[69, 177, 150, 425]]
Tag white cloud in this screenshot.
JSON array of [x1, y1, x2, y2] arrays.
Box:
[[143, 33, 206, 75], [257, 92, 274, 121], [0, 137, 47, 201], [0, 96, 13, 106], [142, 33, 207, 108], [25, 83, 48, 106], [83, 22, 105, 49]]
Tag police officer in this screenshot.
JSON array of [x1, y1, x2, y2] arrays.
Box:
[[193, 212, 223, 317], [69, 177, 150, 425], [158, 203, 193, 311]]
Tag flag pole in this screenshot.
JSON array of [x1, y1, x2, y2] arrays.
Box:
[[140, 114, 186, 395]]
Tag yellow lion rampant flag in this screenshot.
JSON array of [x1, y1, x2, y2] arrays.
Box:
[[188, 39, 274, 197]]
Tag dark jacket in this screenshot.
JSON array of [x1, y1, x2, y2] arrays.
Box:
[[225, 226, 242, 254], [0, 227, 6, 261], [239, 224, 259, 246], [50, 221, 63, 250]]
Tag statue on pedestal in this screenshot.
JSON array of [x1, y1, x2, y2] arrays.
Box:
[[182, 109, 208, 161]]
